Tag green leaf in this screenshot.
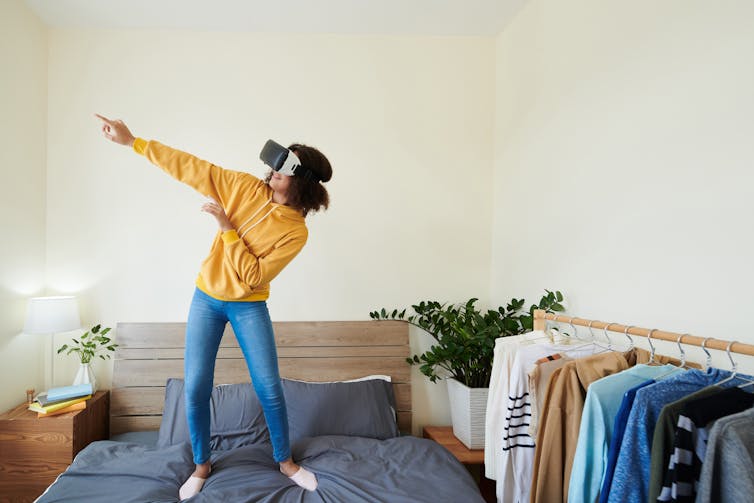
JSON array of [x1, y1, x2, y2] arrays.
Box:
[[368, 290, 565, 387]]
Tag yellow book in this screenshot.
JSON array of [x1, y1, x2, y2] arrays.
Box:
[[28, 395, 91, 414], [37, 400, 87, 418]]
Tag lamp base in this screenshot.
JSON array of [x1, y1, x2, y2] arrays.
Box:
[[48, 334, 56, 390]]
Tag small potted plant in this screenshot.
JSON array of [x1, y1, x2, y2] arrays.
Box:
[[57, 324, 117, 392], [370, 290, 564, 448]]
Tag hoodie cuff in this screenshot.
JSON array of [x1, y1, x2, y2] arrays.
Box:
[[132, 137, 148, 155], [221, 230, 241, 244]]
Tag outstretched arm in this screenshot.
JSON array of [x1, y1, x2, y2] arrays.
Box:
[[94, 114, 257, 204]]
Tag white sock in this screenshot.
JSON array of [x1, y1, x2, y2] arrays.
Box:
[[179, 475, 208, 500], [285, 466, 318, 491]]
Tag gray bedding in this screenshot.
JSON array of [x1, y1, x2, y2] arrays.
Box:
[[109, 430, 159, 446], [36, 435, 484, 502]]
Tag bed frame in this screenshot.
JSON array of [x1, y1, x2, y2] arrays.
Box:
[[110, 321, 411, 436]]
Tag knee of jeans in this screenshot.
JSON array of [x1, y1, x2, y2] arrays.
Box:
[[254, 379, 284, 402], [184, 376, 213, 405]]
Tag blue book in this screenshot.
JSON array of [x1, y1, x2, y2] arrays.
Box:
[[34, 391, 77, 407], [46, 383, 93, 402]]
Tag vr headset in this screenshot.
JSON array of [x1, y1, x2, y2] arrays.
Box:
[[259, 140, 320, 182]]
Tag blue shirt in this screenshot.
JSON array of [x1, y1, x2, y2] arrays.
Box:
[[568, 364, 681, 503], [599, 379, 655, 503], [606, 369, 736, 503]]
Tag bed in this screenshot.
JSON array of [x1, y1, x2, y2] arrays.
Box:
[[36, 321, 484, 502]]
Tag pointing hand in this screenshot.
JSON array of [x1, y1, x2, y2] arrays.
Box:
[[94, 113, 136, 147]]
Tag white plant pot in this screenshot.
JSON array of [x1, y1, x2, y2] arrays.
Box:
[[446, 377, 488, 449], [72, 363, 97, 392]]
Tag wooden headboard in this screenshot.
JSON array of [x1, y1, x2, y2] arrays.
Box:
[[111, 321, 411, 435]]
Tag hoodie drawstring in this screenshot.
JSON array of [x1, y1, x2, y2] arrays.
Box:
[[236, 198, 275, 240]]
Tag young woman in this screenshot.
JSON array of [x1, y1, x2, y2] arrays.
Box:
[[95, 114, 332, 499]]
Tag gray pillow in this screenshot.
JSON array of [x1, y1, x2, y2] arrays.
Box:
[[282, 377, 399, 443], [156, 378, 270, 450]]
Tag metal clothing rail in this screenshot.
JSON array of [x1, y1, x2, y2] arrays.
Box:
[[532, 309, 754, 357]]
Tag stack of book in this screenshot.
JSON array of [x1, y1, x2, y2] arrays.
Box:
[[29, 383, 93, 418]]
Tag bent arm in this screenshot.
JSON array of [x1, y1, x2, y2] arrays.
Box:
[[220, 230, 307, 289]]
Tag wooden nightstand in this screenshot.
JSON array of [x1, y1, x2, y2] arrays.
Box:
[[423, 426, 495, 503], [0, 390, 110, 502]]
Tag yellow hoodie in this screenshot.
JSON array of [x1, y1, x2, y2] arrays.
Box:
[[133, 138, 308, 301]]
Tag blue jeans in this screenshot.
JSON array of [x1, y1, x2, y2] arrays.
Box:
[[184, 288, 290, 464]]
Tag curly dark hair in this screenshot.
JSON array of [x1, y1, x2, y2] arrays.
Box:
[[265, 143, 332, 217]]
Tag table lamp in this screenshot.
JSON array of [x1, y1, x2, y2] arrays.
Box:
[[24, 296, 81, 389]]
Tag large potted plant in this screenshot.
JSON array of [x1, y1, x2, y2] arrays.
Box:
[[370, 290, 564, 448]]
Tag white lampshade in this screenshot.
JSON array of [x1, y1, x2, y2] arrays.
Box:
[[24, 296, 81, 334]]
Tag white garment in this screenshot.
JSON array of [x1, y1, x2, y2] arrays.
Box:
[[484, 334, 530, 480], [497, 341, 595, 503]]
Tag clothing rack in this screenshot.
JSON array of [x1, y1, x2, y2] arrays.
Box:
[[532, 309, 754, 357]]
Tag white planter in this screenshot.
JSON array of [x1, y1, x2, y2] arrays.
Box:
[[446, 377, 488, 449]]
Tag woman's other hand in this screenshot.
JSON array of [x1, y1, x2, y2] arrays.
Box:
[[95, 113, 136, 146], [202, 200, 233, 232]]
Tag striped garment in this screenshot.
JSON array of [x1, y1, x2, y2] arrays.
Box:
[[657, 387, 754, 502], [485, 334, 530, 481], [503, 389, 534, 451]]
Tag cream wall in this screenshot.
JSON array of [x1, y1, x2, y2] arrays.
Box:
[[492, 0, 754, 372], [44, 30, 494, 432], [0, 0, 48, 412], [8, 0, 753, 427]]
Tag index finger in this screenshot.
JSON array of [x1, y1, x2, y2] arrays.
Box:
[[94, 113, 113, 125]]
